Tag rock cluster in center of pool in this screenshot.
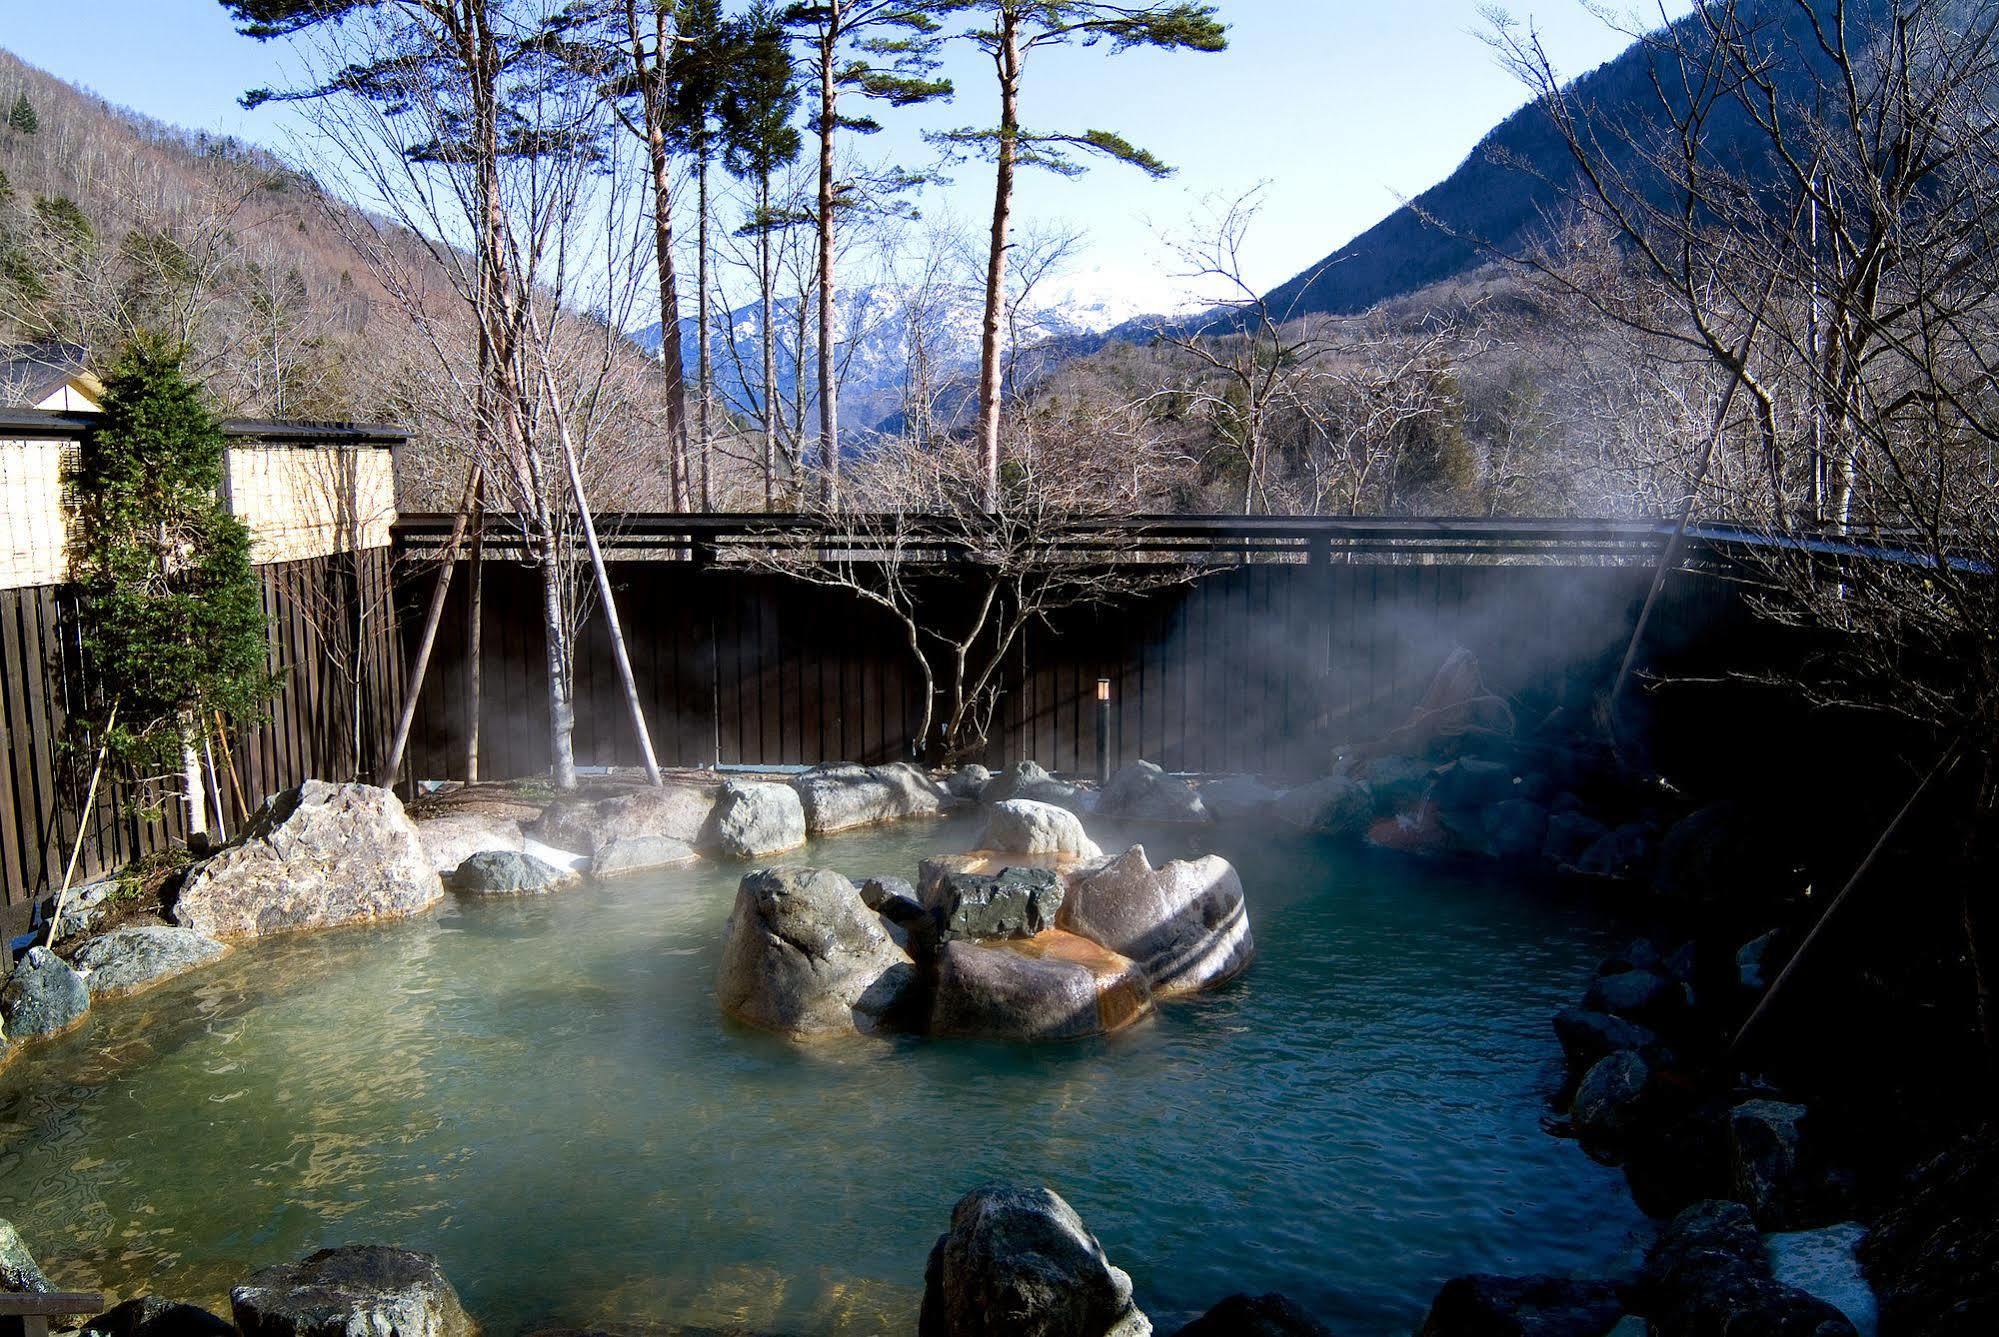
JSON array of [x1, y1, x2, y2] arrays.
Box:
[[714, 804, 1252, 1044]]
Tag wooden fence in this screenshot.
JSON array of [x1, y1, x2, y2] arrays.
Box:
[[397, 517, 1756, 785]]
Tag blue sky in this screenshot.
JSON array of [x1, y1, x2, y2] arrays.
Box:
[[0, 1, 1689, 314]]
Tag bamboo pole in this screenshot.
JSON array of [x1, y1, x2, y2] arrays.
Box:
[[43, 704, 117, 950], [378, 465, 481, 788]]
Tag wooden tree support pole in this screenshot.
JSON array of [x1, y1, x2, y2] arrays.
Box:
[[465, 479, 486, 784], [43, 704, 116, 951], [1732, 741, 1961, 1053], [379, 466, 481, 788]]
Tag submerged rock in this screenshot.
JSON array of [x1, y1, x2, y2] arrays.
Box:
[[1170, 1293, 1331, 1336], [1417, 1274, 1624, 1337], [716, 867, 914, 1039], [73, 927, 229, 999], [0, 1216, 53, 1292], [792, 762, 951, 834], [84, 1297, 236, 1337], [232, 1245, 473, 1337], [413, 810, 525, 873], [1098, 761, 1210, 824], [0, 948, 89, 1040], [1059, 846, 1253, 999], [929, 867, 1067, 943], [173, 782, 443, 939], [983, 800, 1103, 859], [590, 835, 698, 878], [919, 1184, 1151, 1336], [452, 850, 580, 894], [931, 933, 1151, 1042], [703, 781, 808, 860], [1273, 776, 1373, 838]]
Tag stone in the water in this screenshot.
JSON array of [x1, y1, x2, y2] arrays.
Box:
[[979, 760, 1057, 804], [73, 926, 229, 999], [1354, 754, 1434, 816], [590, 835, 698, 878], [919, 1184, 1151, 1336], [1484, 799, 1550, 860], [173, 782, 443, 939], [0, 1216, 53, 1293], [0, 947, 89, 1040], [1170, 1293, 1332, 1335], [84, 1297, 236, 1337], [1639, 1200, 1857, 1337], [1417, 1273, 1624, 1337], [930, 932, 1151, 1041], [1768, 1224, 1877, 1337], [1570, 1050, 1659, 1159], [413, 810, 525, 873], [1059, 845, 1253, 998], [1197, 775, 1286, 822], [703, 780, 807, 860], [929, 867, 1066, 943], [1273, 775, 1373, 838], [1553, 1007, 1660, 1078], [232, 1245, 473, 1337], [533, 784, 717, 854], [1584, 969, 1683, 1025], [1098, 761, 1210, 824], [983, 799, 1103, 858], [792, 762, 951, 834], [947, 765, 993, 799], [716, 867, 914, 1039], [1730, 1100, 1851, 1230], [452, 850, 580, 894]]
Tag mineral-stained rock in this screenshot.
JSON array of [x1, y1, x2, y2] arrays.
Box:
[[232, 1245, 473, 1337], [84, 1297, 236, 1337], [1417, 1273, 1624, 1337], [73, 927, 229, 999], [920, 851, 1094, 899], [1273, 776, 1373, 839], [1059, 846, 1253, 998], [716, 867, 914, 1038], [413, 810, 525, 873], [792, 762, 952, 835], [928, 867, 1067, 943], [590, 835, 698, 878], [1638, 1201, 1857, 1337], [703, 780, 808, 860], [983, 800, 1103, 859], [919, 1184, 1152, 1337], [0, 1216, 53, 1293], [0, 948, 89, 1039], [173, 782, 443, 939], [930, 932, 1151, 1041], [1170, 1293, 1333, 1336], [1197, 775, 1286, 823], [1859, 1126, 1999, 1337], [452, 850, 581, 894], [1098, 761, 1210, 824]]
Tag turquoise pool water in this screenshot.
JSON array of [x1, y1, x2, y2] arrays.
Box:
[[0, 813, 1649, 1334]]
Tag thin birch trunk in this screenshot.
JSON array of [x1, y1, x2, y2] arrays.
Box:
[[974, 16, 1021, 509], [817, 36, 841, 504]]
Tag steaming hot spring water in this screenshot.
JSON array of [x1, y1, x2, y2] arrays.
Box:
[[0, 811, 1650, 1334]]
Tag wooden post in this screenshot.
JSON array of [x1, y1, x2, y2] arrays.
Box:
[[379, 466, 480, 788]]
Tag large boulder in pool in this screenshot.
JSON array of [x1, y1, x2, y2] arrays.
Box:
[[412, 810, 525, 873], [1098, 761, 1210, 824], [981, 761, 1090, 813], [930, 933, 1151, 1042], [232, 1245, 473, 1337], [451, 850, 581, 895], [173, 782, 443, 940], [73, 927, 229, 999], [919, 1184, 1152, 1337], [1272, 776, 1372, 839], [1, 1216, 54, 1292], [716, 867, 915, 1038], [928, 867, 1067, 943], [532, 783, 717, 855], [1416, 1274, 1624, 1337], [1059, 846, 1253, 999], [1171, 1294, 1333, 1335], [590, 835, 698, 878], [84, 1297, 236, 1337], [702, 781, 807, 860], [983, 800, 1103, 859], [1197, 775, 1287, 823], [1, 948, 89, 1040], [792, 762, 953, 834]]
